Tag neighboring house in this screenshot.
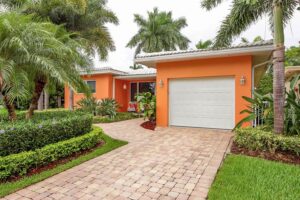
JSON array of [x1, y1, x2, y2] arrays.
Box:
[[285, 66, 300, 94], [65, 40, 274, 129]]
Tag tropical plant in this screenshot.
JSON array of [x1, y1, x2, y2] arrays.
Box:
[[136, 92, 156, 122], [77, 96, 100, 116], [97, 98, 118, 119], [284, 75, 300, 135], [285, 45, 300, 66], [241, 36, 263, 44], [1, 0, 118, 113], [236, 75, 300, 135], [0, 12, 90, 120], [256, 73, 273, 95], [127, 7, 190, 55], [234, 91, 274, 130], [200, 0, 299, 134], [196, 39, 213, 49]]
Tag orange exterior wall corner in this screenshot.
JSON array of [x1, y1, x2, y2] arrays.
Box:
[[155, 55, 253, 128]]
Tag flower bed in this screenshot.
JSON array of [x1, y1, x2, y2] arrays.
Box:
[[0, 127, 102, 181], [0, 110, 93, 156]]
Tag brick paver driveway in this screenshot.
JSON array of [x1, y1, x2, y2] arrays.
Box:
[[4, 119, 232, 200]]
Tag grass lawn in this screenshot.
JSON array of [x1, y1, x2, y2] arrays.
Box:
[[93, 112, 140, 123], [0, 133, 127, 197], [208, 154, 300, 200]]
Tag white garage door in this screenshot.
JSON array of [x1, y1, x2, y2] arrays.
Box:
[[169, 77, 235, 129]]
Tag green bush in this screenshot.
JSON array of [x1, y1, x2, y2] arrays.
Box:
[[97, 98, 119, 119], [0, 127, 102, 181], [235, 128, 300, 155], [0, 111, 93, 156], [93, 112, 139, 123]]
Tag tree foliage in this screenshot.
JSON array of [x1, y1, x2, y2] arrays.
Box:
[[195, 40, 213, 49], [127, 7, 190, 55], [285, 45, 300, 66]]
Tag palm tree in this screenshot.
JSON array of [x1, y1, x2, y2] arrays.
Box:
[[241, 36, 263, 44], [2, 0, 118, 111], [129, 64, 144, 70], [127, 7, 190, 55], [201, 0, 299, 134], [0, 12, 90, 120], [196, 40, 213, 49]]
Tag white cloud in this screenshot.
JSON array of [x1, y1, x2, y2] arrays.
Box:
[[95, 0, 300, 70]]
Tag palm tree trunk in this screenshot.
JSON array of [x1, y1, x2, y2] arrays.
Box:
[[26, 75, 47, 119], [38, 90, 44, 110], [0, 73, 16, 121], [273, 2, 285, 134], [44, 90, 49, 109], [3, 95, 17, 121]]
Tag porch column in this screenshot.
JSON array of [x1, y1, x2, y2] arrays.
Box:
[[69, 87, 74, 111], [112, 77, 116, 99]]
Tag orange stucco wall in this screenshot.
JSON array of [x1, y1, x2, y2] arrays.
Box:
[[156, 55, 253, 127], [65, 74, 113, 109]]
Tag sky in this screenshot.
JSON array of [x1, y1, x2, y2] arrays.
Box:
[[96, 0, 300, 71]]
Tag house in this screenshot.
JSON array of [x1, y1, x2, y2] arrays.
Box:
[[65, 40, 274, 129], [285, 66, 300, 94]]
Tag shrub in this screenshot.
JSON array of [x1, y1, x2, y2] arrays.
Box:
[[93, 112, 138, 123], [97, 98, 118, 119], [77, 97, 99, 116], [136, 92, 156, 122], [0, 111, 93, 156], [235, 128, 300, 155], [0, 127, 102, 181]]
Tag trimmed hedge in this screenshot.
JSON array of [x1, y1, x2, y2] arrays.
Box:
[[93, 112, 139, 123], [235, 128, 300, 155], [0, 127, 102, 181], [0, 111, 93, 156]]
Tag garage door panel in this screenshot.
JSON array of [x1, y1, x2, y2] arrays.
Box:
[[169, 77, 235, 129]]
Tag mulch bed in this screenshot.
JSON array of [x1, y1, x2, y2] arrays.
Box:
[[141, 121, 156, 131], [2, 140, 105, 184], [231, 142, 300, 165]]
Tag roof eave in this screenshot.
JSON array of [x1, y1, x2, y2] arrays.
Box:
[[135, 45, 274, 68]]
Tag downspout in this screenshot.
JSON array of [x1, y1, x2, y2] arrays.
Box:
[[112, 77, 116, 99]]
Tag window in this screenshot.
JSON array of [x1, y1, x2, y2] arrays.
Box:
[[130, 83, 137, 101], [86, 81, 96, 93], [130, 82, 156, 101], [139, 82, 156, 95]]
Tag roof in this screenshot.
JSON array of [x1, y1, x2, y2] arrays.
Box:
[[81, 67, 127, 76], [135, 40, 274, 67], [81, 67, 157, 78]]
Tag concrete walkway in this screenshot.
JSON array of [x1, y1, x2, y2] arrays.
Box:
[[3, 119, 232, 200]]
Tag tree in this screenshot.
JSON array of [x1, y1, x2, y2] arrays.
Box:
[[0, 12, 90, 120], [196, 40, 213, 49], [201, 0, 299, 134], [285, 45, 300, 66], [127, 7, 190, 55], [2, 0, 118, 114], [129, 64, 144, 70], [241, 36, 263, 44]]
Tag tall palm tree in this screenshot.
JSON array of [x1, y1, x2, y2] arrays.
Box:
[[201, 0, 299, 134], [127, 8, 190, 55], [0, 12, 90, 120], [196, 40, 213, 49]]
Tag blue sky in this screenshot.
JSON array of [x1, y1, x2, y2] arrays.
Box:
[[96, 0, 300, 70]]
